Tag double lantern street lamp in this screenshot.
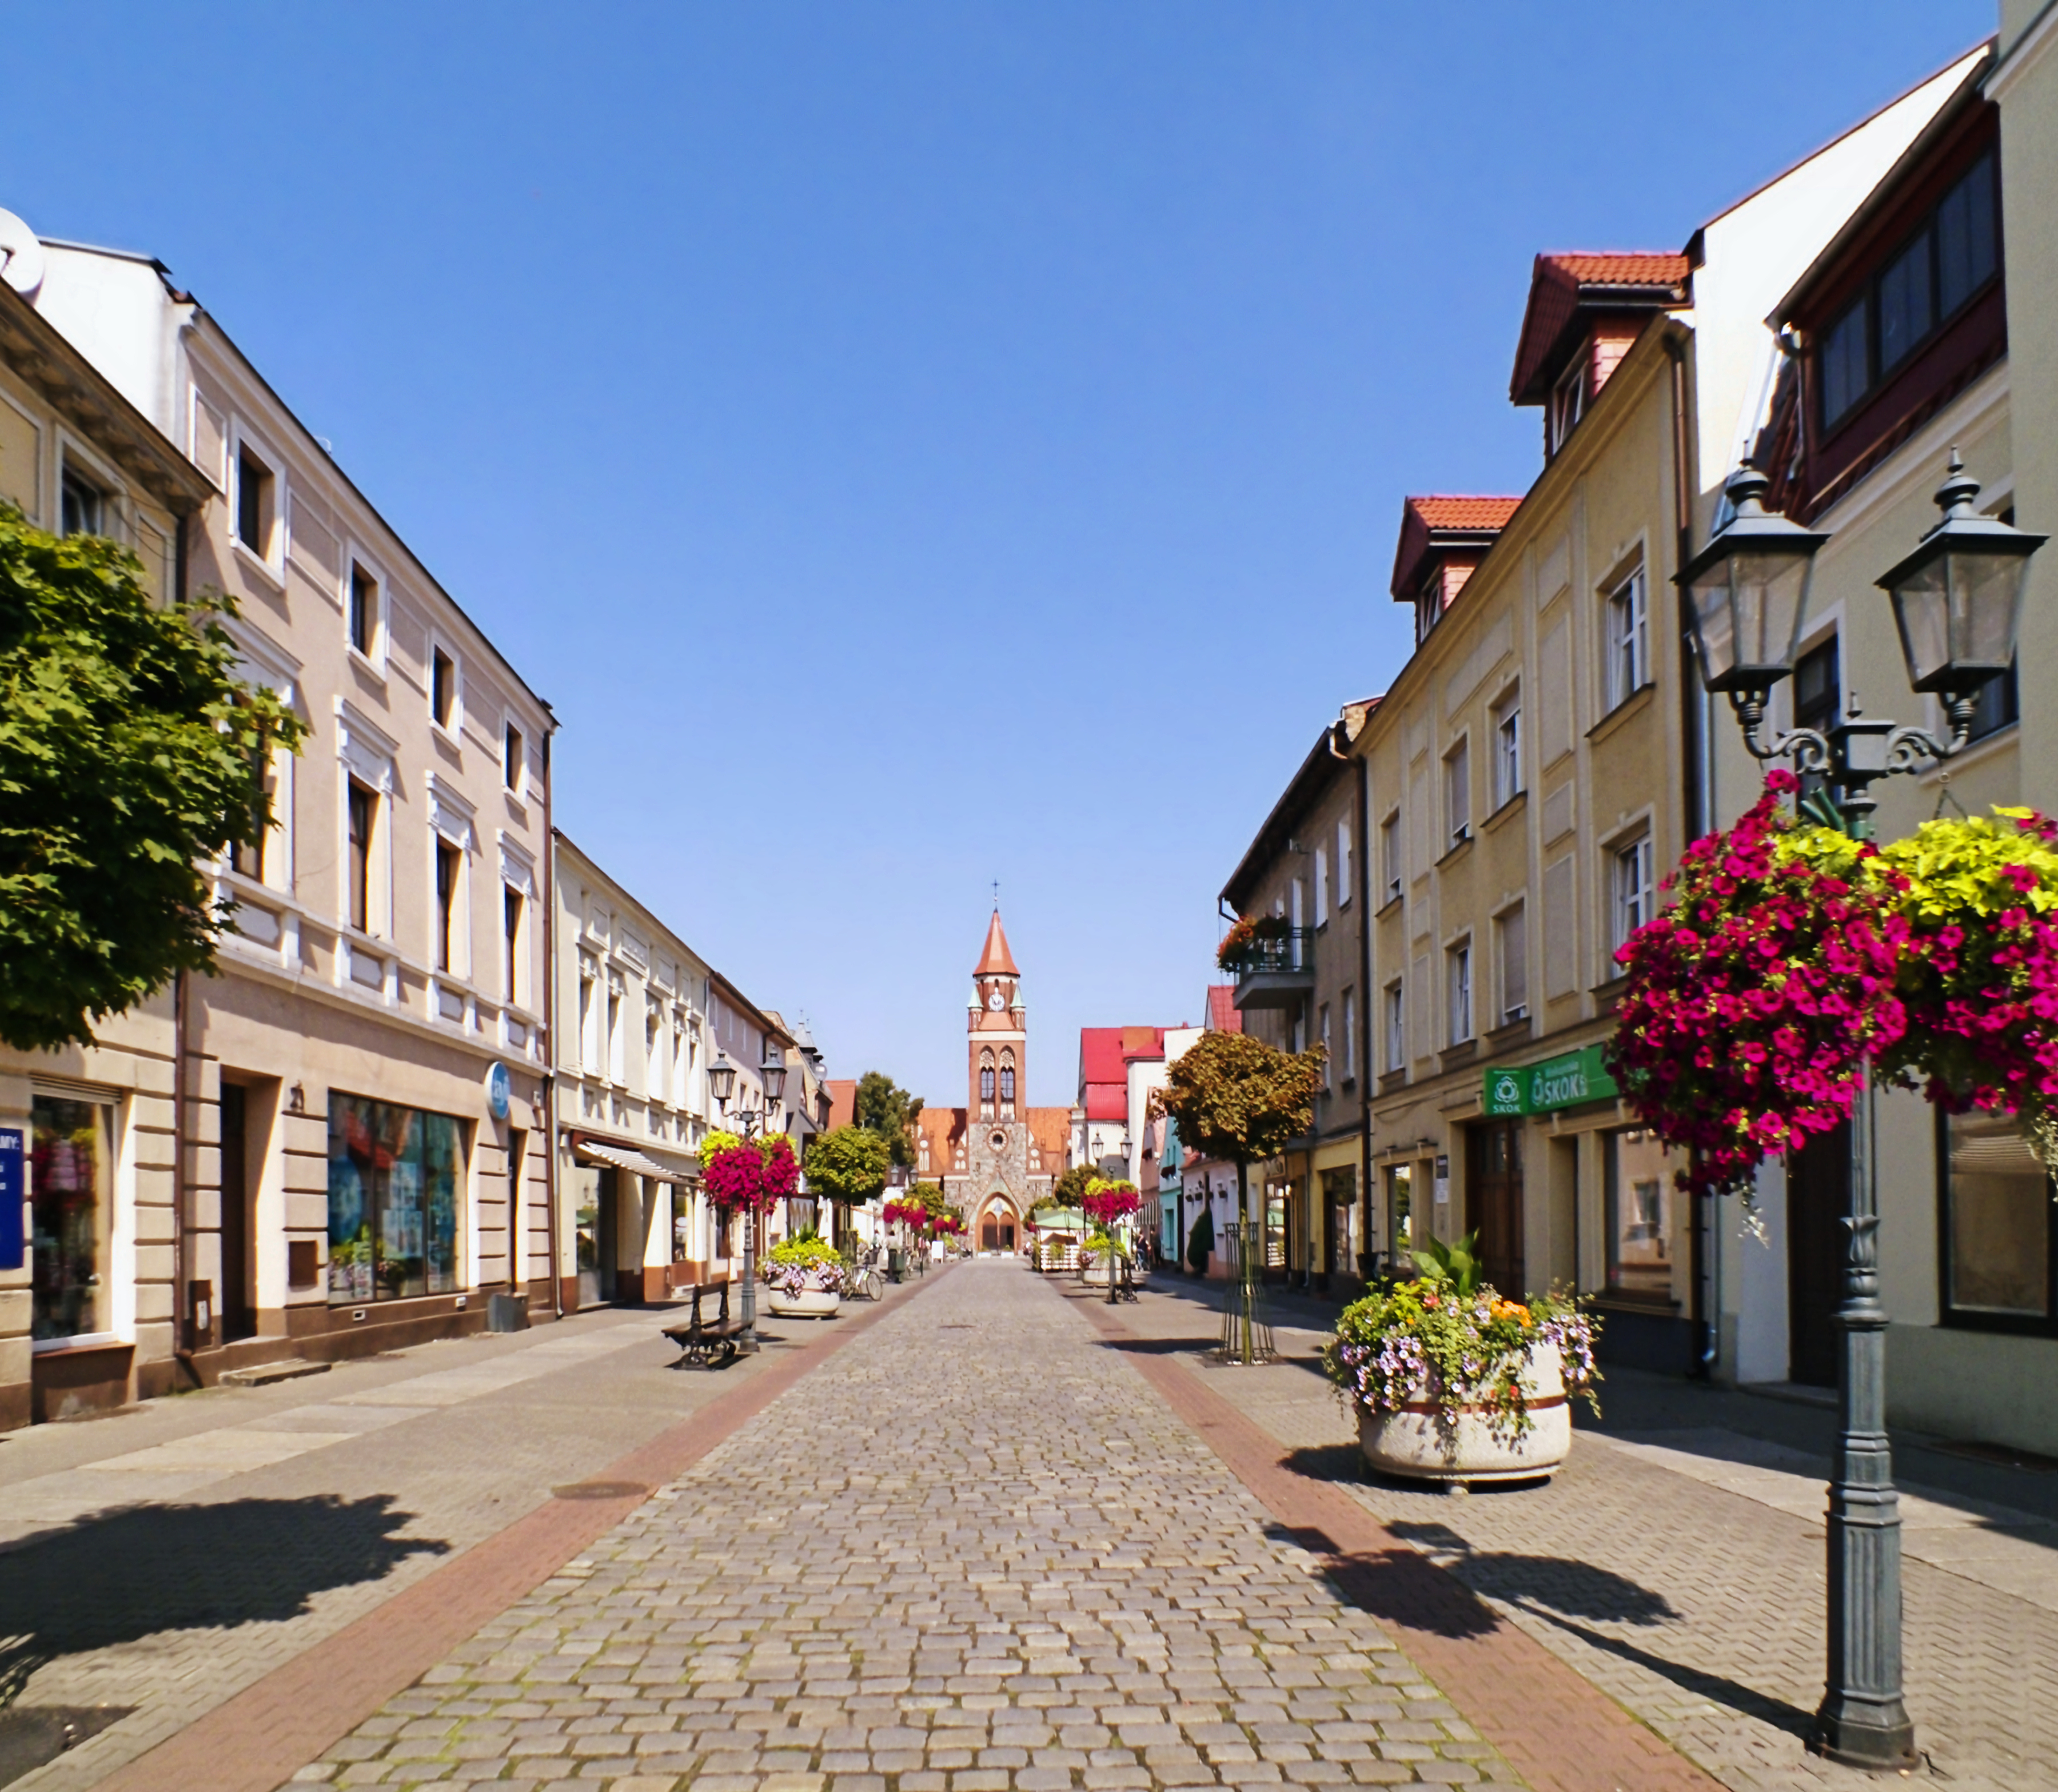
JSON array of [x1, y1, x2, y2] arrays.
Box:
[[1677, 454, 2045, 1769], [705, 1048, 788, 1356]]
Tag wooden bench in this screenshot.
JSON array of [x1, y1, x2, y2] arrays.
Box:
[[662, 1277, 742, 1368]]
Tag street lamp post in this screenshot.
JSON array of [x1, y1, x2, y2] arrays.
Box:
[[1677, 457, 2044, 1769], [705, 1049, 791, 1356]]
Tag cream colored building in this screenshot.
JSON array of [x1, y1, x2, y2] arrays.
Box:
[[1336, 58, 1971, 1382], [26, 228, 557, 1380], [0, 262, 213, 1424]]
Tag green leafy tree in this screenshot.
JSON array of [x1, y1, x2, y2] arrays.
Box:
[[0, 511, 305, 1051], [855, 1069, 924, 1167], [803, 1125, 892, 1245], [1160, 1031, 1323, 1361], [1043, 1162, 1099, 1212]]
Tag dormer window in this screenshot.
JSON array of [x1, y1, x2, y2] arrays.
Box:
[[1415, 568, 1444, 645], [1549, 357, 1588, 454]]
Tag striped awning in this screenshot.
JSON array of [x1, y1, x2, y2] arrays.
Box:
[[574, 1138, 699, 1186]]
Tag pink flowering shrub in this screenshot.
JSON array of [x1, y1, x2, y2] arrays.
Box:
[[703, 1134, 800, 1216], [1605, 772, 1909, 1196], [1082, 1179, 1140, 1227]]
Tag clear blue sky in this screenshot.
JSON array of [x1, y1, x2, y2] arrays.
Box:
[[0, 2, 1992, 1109]]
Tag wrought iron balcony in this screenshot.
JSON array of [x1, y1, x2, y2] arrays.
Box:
[[1223, 928, 1317, 1011]]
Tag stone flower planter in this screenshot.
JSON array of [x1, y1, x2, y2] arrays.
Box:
[[764, 1284, 841, 1319], [1355, 1342, 1570, 1484], [1080, 1262, 1148, 1290]]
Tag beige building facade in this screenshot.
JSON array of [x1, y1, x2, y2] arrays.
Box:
[[0, 267, 213, 1423], [27, 232, 557, 1385]]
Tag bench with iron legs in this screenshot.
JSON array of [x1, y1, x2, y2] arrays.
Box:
[[662, 1276, 742, 1368]]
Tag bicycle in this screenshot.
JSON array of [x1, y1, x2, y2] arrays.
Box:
[[841, 1244, 884, 1302]]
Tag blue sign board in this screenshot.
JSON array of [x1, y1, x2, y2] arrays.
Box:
[[485, 1063, 511, 1122], [0, 1127, 22, 1270]]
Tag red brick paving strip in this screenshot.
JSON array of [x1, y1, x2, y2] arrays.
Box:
[[89, 1269, 952, 1792], [1075, 1298, 1722, 1792]]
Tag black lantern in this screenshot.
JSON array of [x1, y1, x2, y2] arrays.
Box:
[[706, 1052, 735, 1107], [1878, 451, 2046, 695], [1677, 466, 1831, 692], [761, 1056, 788, 1104]]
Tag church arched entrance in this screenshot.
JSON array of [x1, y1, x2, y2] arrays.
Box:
[[975, 1192, 1020, 1255]]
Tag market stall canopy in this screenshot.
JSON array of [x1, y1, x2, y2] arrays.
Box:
[[1031, 1207, 1086, 1232]]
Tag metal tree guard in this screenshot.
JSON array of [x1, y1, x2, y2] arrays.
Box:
[[1218, 1221, 1274, 1364]]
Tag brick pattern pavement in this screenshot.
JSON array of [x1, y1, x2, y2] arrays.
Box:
[[301, 1260, 1526, 1790], [1110, 1279, 2058, 1792]]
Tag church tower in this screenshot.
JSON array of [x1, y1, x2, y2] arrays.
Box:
[[968, 909, 1025, 1122]]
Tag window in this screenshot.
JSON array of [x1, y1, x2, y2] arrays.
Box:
[[1446, 940, 1473, 1045], [1942, 1109, 2052, 1324], [30, 1096, 115, 1340], [1325, 1166, 1359, 1276], [431, 647, 457, 730], [348, 563, 378, 658], [1794, 634, 1840, 805], [327, 1095, 464, 1303], [579, 966, 599, 1072], [345, 780, 374, 933], [1443, 739, 1470, 849], [1314, 847, 1329, 927], [233, 748, 274, 883], [1613, 834, 1655, 951], [607, 986, 623, 1083], [1604, 1127, 1672, 1298], [999, 1063, 1015, 1105], [1318, 1003, 1332, 1086], [1491, 688, 1522, 809], [503, 885, 524, 1004], [1821, 300, 1870, 428], [434, 839, 461, 973], [1384, 981, 1405, 1071], [1416, 569, 1445, 645], [1815, 150, 1998, 432], [503, 721, 525, 793], [1497, 903, 1528, 1025], [60, 466, 104, 537], [1290, 879, 1305, 966], [1605, 566, 1649, 709], [1385, 1163, 1412, 1254], [1549, 357, 1586, 454], [1341, 987, 1356, 1083], [236, 445, 274, 557], [1967, 658, 2020, 743], [1337, 819, 1352, 908], [1381, 811, 1402, 903], [980, 1064, 996, 1104]]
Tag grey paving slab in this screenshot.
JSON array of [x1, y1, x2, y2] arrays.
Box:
[[1115, 1275, 2058, 1792], [308, 1261, 1526, 1791]]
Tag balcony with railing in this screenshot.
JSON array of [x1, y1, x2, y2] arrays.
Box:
[[1219, 926, 1317, 1011]]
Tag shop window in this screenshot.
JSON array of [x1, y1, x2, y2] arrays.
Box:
[[1604, 1126, 1672, 1299], [1324, 1166, 1358, 1275], [31, 1096, 115, 1341], [1385, 1163, 1412, 1258], [1942, 1109, 2052, 1325], [326, 1095, 464, 1303]]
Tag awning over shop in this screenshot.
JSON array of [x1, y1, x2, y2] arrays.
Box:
[[1030, 1207, 1086, 1232], [574, 1138, 699, 1186]]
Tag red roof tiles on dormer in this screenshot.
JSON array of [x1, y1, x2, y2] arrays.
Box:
[[1389, 495, 1522, 604], [1510, 252, 1690, 405]]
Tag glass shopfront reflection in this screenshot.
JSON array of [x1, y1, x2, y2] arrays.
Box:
[[328, 1095, 464, 1303]]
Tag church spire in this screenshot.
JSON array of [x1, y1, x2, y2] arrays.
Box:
[[975, 909, 1019, 977]]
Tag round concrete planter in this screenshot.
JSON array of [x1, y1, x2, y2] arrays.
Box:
[[1080, 1262, 1148, 1290], [764, 1285, 841, 1319], [1355, 1342, 1570, 1484]]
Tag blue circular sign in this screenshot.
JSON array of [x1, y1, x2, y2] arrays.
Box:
[[486, 1062, 511, 1121]]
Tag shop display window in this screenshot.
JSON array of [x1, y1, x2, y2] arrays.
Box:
[[31, 1096, 114, 1341], [327, 1095, 463, 1303], [1386, 1164, 1413, 1259], [1943, 1110, 2052, 1324], [1324, 1166, 1358, 1274], [1604, 1126, 1672, 1299]]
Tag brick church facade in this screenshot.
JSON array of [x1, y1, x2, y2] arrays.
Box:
[[912, 913, 1072, 1251]]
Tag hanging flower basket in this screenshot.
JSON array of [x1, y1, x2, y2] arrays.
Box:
[[1216, 912, 1290, 969]]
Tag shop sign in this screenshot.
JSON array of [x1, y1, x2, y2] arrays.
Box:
[[0, 1127, 20, 1269], [1480, 1045, 1619, 1117], [485, 1062, 511, 1122]]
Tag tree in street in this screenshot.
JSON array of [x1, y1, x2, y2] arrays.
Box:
[[0, 511, 305, 1051], [854, 1070, 924, 1167], [802, 1124, 892, 1247]]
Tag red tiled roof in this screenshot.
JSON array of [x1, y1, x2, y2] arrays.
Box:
[[825, 1079, 858, 1131], [1025, 1108, 1072, 1159], [1083, 1086, 1127, 1123], [1390, 494, 1522, 603], [975, 911, 1019, 976], [1205, 986, 1243, 1033], [1511, 250, 1689, 405]]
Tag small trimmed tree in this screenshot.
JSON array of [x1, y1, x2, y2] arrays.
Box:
[[1045, 1162, 1099, 1212], [854, 1071, 924, 1167], [0, 510, 305, 1049], [1160, 1031, 1324, 1360], [802, 1124, 892, 1247]]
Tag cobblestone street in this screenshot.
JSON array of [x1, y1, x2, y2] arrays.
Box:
[[301, 1260, 1523, 1791], [1109, 1278, 2058, 1792]]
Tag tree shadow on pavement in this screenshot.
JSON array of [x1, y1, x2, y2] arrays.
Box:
[[0, 1494, 448, 1706]]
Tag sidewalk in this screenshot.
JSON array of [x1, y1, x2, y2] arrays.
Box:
[[1109, 1272, 2058, 1792], [0, 1282, 927, 1792]]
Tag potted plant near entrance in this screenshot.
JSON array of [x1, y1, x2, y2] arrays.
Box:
[[1323, 1233, 1600, 1484], [763, 1230, 847, 1317]]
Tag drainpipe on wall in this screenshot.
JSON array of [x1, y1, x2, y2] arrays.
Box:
[[171, 510, 197, 1387], [1353, 749, 1374, 1283]]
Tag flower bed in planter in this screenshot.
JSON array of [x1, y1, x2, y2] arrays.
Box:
[[763, 1233, 845, 1319], [1323, 1236, 1598, 1485]]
